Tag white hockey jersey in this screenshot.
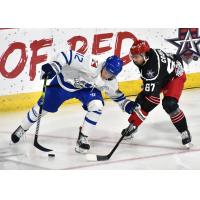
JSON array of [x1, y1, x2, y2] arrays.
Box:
[[48, 50, 129, 110]]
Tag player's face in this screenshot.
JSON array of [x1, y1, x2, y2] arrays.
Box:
[[129, 53, 145, 65], [101, 68, 114, 80]]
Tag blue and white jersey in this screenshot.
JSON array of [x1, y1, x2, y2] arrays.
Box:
[[49, 50, 128, 111]]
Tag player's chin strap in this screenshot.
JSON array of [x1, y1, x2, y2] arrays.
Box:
[[141, 54, 149, 65], [33, 74, 53, 152]]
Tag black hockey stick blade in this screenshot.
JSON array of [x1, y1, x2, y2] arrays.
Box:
[[34, 135, 53, 152], [86, 126, 131, 162]]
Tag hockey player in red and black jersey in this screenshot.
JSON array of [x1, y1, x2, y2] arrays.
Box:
[[121, 39, 192, 147]]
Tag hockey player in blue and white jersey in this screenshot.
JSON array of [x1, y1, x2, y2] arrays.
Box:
[[11, 50, 136, 153]]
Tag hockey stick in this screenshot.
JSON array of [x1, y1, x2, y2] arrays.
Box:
[[33, 75, 53, 152], [86, 125, 132, 161]]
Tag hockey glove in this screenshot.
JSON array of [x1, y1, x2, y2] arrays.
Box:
[[40, 62, 62, 79], [123, 100, 139, 114]]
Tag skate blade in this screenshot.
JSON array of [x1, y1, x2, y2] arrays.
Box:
[[75, 146, 89, 154], [123, 135, 134, 140], [184, 143, 193, 149]]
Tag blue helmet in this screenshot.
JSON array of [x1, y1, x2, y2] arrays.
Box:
[[103, 55, 123, 76]]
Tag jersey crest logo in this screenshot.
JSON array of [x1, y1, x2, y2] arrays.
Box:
[[166, 28, 200, 64], [146, 70, 155, 79], [91, 59, 98, 68]]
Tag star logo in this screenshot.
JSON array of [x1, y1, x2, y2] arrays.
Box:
[[146, 70, 155, 78], [166, 28, 200, 64]]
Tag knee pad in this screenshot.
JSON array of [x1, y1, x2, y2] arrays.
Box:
[[162, 97, 179, 114], [87, 100, 104, 112]]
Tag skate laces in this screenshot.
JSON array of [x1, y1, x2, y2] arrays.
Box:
[[128, 123, 136, 132], [181, 131, 189, 140], [15, 127, 25, 138], [80, 135, 89, 144]]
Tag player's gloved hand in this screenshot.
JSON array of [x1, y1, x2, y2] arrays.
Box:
[[123, 100, 139, 114], [40, 62, 61, 79]]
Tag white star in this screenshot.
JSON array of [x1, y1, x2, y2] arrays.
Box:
[[175, 30, 200, 55], [146, 70, 155, 78]]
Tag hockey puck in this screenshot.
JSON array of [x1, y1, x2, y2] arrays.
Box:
[[48, 153, 55, 157]]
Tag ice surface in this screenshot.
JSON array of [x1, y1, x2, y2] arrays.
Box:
[[0, 89, 199, 169]]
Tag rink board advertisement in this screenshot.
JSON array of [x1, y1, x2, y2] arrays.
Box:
[[0, 28, 200, 112]]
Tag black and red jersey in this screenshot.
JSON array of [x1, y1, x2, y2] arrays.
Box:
[[135, 48, 184, 97]]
